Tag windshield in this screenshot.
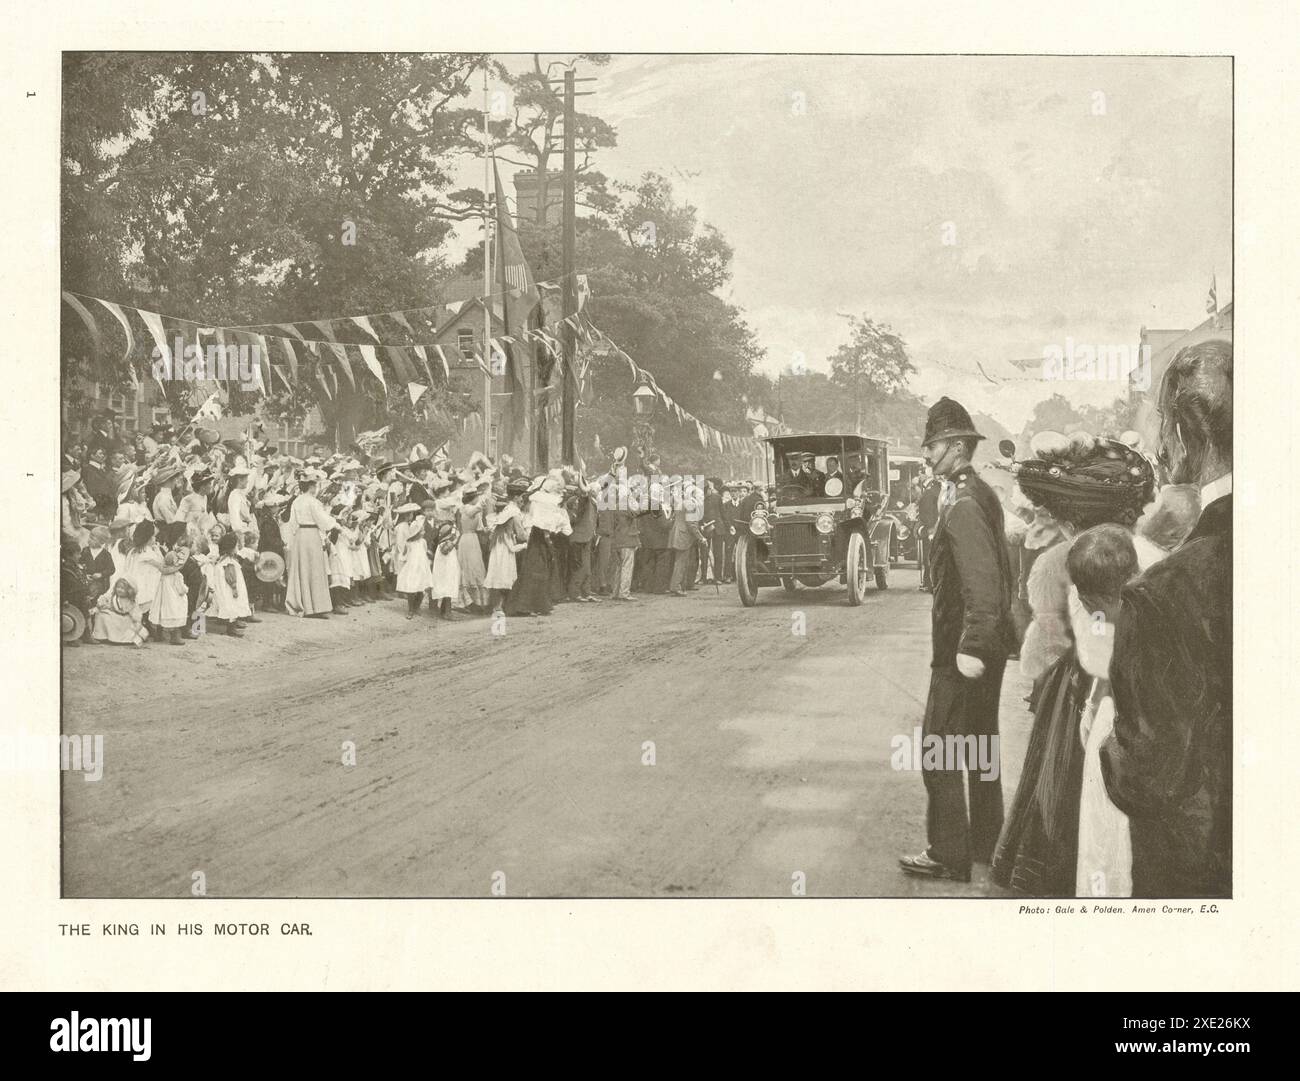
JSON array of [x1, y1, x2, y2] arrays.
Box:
[[768, 439, 887, 505]]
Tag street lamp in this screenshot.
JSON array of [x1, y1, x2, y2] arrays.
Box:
[[632, 381, 657, 416]]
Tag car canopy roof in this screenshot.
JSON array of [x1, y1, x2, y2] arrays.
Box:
[[764, 434, 888, 455]]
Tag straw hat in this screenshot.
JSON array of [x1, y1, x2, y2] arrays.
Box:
[[395, 502, 421, 514], [255, 551, 286, 583], [61, 604, 86, 643]]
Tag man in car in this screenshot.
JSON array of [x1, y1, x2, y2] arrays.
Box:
[[822, 455, 845, 496], [786, 452, 824, 494]]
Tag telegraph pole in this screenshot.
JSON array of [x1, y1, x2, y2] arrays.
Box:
[[481, 68, 493, 458], [560, 67, 577, 465]]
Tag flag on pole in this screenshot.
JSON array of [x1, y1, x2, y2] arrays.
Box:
[[494, 156, 540, 450]]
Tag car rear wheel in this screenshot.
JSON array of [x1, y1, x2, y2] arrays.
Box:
[[736, 536, 760, 607], [845, 531, 869, 606]]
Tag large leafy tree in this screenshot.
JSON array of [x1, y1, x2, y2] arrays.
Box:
[[62, 52, 490, 442], [544, 173, 767, 473]]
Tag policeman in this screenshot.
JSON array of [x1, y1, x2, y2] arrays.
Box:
[[899, 397, 1016, 883]]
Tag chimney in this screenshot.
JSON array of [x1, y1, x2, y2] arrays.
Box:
[[512, 168, 564, 228]]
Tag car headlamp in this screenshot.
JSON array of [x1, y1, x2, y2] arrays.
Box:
[[749, 515, 769, 536], [815, 513, 835, 535]]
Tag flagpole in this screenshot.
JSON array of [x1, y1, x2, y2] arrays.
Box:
[[481, 67, 493, 460]]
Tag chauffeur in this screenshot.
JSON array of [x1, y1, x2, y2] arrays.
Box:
[[899, 397, 1016, 883]]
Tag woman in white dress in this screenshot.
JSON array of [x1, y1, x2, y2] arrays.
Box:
[[284, 476, 338, 619], [393, 503, 433, 618]]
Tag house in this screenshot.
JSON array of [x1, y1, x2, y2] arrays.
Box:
[[1130, 301, 1233, 447]]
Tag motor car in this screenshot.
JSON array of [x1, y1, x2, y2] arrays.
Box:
[[735, 433, 898, 606]]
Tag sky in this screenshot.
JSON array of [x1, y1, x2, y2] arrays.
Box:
[[450, 54, 1231, 434]]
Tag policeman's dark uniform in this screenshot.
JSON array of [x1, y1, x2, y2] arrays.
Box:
[[916, 478, 940, 589], [910, 399, 1016, 878]]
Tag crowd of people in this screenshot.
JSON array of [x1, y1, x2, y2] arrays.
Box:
[[59, 415, 778, 646], [900, 338, 1232, 899]]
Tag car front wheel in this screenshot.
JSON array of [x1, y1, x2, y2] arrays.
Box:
[[845, 531, 869, 606], [736, 536, 760, 607]]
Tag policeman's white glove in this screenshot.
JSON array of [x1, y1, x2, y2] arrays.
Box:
[[956, 653, 985, 679]]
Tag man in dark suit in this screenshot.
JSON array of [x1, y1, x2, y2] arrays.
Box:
[[565, 483, 598, 602], [1101, 339, 1232, 898], [900, 398, 1016, 883]]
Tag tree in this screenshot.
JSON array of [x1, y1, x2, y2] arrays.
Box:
[[491, 54, 617, 227], [1019, 393, 1139, 445], [828, 316, 917, 434], [61, 52, 490, 443]]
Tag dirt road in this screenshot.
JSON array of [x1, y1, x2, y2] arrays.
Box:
[[62, 576, 1031, 898]]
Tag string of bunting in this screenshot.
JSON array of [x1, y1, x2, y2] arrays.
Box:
[[579, 320, 761, 456], [62, 289, 762, 456]]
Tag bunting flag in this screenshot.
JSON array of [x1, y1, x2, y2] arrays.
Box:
[[315, 369, 333, 401], [252, 332, 272, 396], [408, 382, 428, 407], [137, 309, 171, 366], [390, 311, 416, 336], [384, 345, 417, 384], [62, 292, 102, 356], [323, 341, 355, 389], [357, 344, 387, 390], [351, 315, 380, 343], [277, 336, 299, 381], [429, 345, 449, 379], [98, 299, 137, 368], [195, 392, 223, 420]]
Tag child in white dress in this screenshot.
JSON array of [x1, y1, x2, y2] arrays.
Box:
[[209, 532, 252, 635], [393, 504, 433, 618], [427, 498, 461, 619]]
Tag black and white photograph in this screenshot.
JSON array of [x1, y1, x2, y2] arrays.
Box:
[[54, 49, 1234, 903]]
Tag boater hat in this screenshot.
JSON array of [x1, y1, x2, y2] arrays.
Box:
[[255, 551, 286, 583], [922, 397, 985, 448], [61, 603, 86, 643]]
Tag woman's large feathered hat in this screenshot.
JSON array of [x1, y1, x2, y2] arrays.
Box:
[[1013, 431, 1155, 528], [922, 397, 984, 447]]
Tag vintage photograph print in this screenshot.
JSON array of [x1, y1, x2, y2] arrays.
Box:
[[58, 53, 1231, 899]]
